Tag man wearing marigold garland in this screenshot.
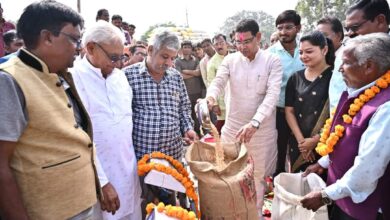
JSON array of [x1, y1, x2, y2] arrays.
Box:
[[301, 33, 390, 220]]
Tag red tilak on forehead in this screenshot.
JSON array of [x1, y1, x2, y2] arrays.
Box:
[[239, 33, 244, 41]]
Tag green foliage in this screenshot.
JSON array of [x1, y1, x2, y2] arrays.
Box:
[[295, 0, 353, 33], [218, 10, 275, 44], [140, 21, 177, 42]]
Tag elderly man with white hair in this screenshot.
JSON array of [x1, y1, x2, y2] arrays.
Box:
[[70, 21, 141, 220], [301, 33, 390, 220]]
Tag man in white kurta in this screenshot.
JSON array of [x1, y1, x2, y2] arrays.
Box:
[[206, 19, 282, 218], [71, 21, 141, 220]]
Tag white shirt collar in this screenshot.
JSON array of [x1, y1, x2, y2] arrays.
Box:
[[347, 80, 376, 98], [81, 55, 116, 79]]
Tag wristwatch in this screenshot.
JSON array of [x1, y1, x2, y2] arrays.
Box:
[[321, 190, 333, 205], [250, 119, 260, 129]]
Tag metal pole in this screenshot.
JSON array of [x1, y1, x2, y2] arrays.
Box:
[[185, 8, 189, 28], [77, 0, 81, 13], [322, 0, 326, 17]]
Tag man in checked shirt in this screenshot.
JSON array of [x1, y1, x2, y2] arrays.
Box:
[[123, 30, 198, 217]]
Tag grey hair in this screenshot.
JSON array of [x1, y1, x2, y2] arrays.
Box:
[[149, 29, 180, 52], [346, 33, 390, 74], [82, 20, 125, 46]]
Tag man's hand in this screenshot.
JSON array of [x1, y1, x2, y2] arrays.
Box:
[[235, 123, 257, 143], [0, 141, 29, 220], [211, 105, 222, 116], [302, 162, 325, 177], [100, 183, 120, 215], [184, 130, 199, 145], [301, 191, 324, 211], [204, 97, 216, 110]]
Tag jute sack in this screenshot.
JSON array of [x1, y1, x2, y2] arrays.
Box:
[[272, 173, 329, 220], [185, 141, 258, 220]]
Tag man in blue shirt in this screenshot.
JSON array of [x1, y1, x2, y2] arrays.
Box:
[[268, 10, 305, 176]]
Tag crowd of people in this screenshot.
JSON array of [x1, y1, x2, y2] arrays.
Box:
[[0, 0, 389, 220]]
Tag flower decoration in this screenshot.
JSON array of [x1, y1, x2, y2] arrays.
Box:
[[138, 152, 200, 218], [316, 71, 390, 156], [146, 202, 198, 220]]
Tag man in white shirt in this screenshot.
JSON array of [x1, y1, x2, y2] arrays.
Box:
[[205, 19, 282, 218], [301, 33, 390, 220], [71, 21, 141, 220]]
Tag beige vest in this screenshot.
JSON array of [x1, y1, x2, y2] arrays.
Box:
[[0, 51, 98, 220]]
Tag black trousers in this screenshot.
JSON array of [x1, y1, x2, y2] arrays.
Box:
[[274, 107, 291, 176], [331, 205, 383, 220]]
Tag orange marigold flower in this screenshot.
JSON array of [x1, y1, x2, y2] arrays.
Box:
[[335, 130, 344, 137], [376, 78, 389, 89], [188, 211, 197, 219], [324, 124, 331, 130], [184, 181, 193, 188], [177, 209, 184, 218], [353, 98, 364, 107], [364, 89, 375, 98], [348, 109, 357, 116], [349, 103, 361, 112], [335, 125, 345, 133], [383, 73, 390, 83], [157, 202, 165, 212], [359, 94, 369, 102], [316, 149, 325, 156], [343, 114, 352, 124], [371, 86, 380, 94], [146, 203, 155, 214]]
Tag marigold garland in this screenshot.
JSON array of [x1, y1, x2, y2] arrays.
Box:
[[138, 152, 200, 218], [146, 202, 198, 220], [316, 71, 390, 156]]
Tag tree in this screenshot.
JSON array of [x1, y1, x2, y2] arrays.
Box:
[[295, 0, 353, 32], [218, 10, 275, 44]]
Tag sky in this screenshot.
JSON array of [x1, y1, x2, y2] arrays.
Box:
[[1, 0, 298, 39]]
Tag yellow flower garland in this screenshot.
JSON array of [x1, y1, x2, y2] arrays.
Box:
[[316, 71, 390, 156], [138, 152, 200, 218], [146, 202, 198, 220]]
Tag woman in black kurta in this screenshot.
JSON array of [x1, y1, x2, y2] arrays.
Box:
[[285, 31, 335, 173]]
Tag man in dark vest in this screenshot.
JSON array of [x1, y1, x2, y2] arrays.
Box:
[[0, 1, 101, 219], [301, 33, 390, 220]]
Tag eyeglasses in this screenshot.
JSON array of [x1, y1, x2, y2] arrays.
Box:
[[235, 37, 255, 46], [344, 20, 368, 33], [95, 42, 128, 63], [276, 25, 296, 32], [59, 32, 82, 49]]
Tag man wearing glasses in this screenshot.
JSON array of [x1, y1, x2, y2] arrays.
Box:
[[0, 1, 99, 219], [329, 0, 390, 111], [205, 19, 282, 218], [268, 10, 305, 177], [71, 21, 141, 220]]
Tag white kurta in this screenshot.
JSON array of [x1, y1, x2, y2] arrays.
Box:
[[71, 57, 141, 220], [207, 49, 282, 217]]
